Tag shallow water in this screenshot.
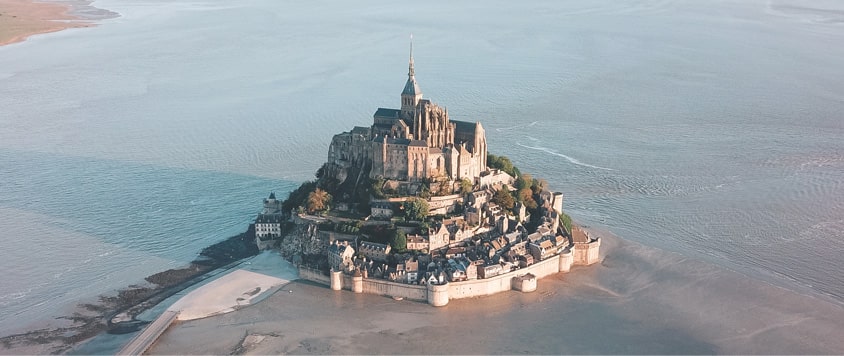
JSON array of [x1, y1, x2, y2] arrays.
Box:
[[1, 0, 842, 336]]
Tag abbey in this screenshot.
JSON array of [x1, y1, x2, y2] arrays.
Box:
[[327, 43, 487, 183]]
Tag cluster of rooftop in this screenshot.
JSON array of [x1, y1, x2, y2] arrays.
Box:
[[257, 41, 600, 305]]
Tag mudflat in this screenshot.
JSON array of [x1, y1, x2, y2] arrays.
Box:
[[149, 231, 844, 355], [0, 0, 115, 46], [0, 0, 83, 45]]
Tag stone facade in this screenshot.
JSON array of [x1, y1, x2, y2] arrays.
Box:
[[327, 43, 487, 184], [255, 192, 283, 249]]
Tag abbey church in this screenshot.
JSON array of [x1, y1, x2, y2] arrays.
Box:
[[327, 42, 488, 183]]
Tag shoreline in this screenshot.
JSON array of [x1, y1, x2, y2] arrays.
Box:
[[0, 229, 259, 355], [0, 0, 117, 47], [3, 216, 842, 354]]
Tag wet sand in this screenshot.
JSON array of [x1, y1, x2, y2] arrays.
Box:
[[0, 230, 259, 355], [0, 0, 115, 46], [150, 231, 844, 355]]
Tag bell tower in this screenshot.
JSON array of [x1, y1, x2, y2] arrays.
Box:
[[401, 35, 423, 119]]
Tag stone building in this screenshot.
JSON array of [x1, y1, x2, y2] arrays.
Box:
[[359, 241, 391, 262], [327, 41, 488, 184], [255, 192, 283, 249]]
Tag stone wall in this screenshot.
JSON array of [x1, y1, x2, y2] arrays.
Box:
[[448, 255, 560, 299], [298, 244, 595, 306], [361, 279, 428, 301], [426, 194, 463, 215], [299, 267, 330, 285], [573, 238, 601, 265]]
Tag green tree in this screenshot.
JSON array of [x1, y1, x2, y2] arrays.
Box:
[[306, 188, 332, 214], [459, 178, 473, 195], [487, 153, 519, 177], [515, 173, 532, 190], [517, 187, 538, 210], [418, 186, 432, 199], [282, 180, 318, 214], [371, 178, 385, 199], [491, 188, 515, 210], [437, 178, 453, 196], [391, 229, 407, 253], [403, 197, 429, 221]]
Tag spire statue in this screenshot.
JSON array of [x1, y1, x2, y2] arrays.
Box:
[[409, 33, 415, 77]]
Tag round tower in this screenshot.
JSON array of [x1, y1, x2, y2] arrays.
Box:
[[427, 281, 449, 307], [559, 249, 574, 273], [330, 269, 343, 291], [352, 270, 363, 293]]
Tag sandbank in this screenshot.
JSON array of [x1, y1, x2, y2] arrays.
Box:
[[169, 268, 291, 321], [0, 0, 115, 46], [149, 231, 844, 355]]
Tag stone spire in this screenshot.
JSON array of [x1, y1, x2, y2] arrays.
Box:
[[401, 34, 422, 119], [409, 34, 415, 77]]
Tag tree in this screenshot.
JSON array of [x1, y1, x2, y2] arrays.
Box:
[[282, 180, 318, 215], [515, 173, 532, 190], [391, 229, 407, 253], [436, 178, 453, 196], [491, 188, 515, 210], [402, 197, 429, 221], [487, 153, 518, 177], [371, 178, 386, 199], [530, 178, 548, 195], [459, 178, 473, 195], [306, 188, 332, 214], [517, 187, 538, 210], [418, 186, 432, 199]]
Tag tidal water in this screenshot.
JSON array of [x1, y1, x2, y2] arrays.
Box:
[[1, 0, 843, 336]]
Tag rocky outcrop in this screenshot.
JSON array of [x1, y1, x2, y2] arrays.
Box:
[[279, 222, 328, 268]]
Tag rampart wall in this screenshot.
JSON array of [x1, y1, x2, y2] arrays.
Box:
[[362, 278, 428, 301], [297, 239, 600, 306], [448, 254, 559, 299], [299, 266, 330, 285]]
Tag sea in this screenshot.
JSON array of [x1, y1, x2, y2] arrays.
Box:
[[1, 0, 842, 339]]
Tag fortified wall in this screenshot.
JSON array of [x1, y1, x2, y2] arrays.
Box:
[[298, 237, 600, 307]]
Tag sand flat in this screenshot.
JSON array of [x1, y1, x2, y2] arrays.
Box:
[[168, 269, 290, 321], [0, 0, 87, 46], [149, 233, 844, 355]]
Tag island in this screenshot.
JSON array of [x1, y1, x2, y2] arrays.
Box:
[[258, 41, 601, 306]]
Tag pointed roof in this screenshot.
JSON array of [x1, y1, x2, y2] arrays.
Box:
[[402, 35, 422, 96]]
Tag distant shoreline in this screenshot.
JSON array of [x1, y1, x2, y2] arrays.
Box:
[[0, 0, 117, 47]]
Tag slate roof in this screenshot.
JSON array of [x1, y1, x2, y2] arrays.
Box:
[[452, 120, 477, 134], [402, 76, 421, 96], [374, 108, 401, 118]]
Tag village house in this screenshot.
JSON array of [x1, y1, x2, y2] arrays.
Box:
[[478, 263, 503, 279], [528, 238, 556, 261], [359, 241, 391, 262], [406, 234, 428, 251], [370, 202, 394, 219], [328, 241, 355, 272]]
